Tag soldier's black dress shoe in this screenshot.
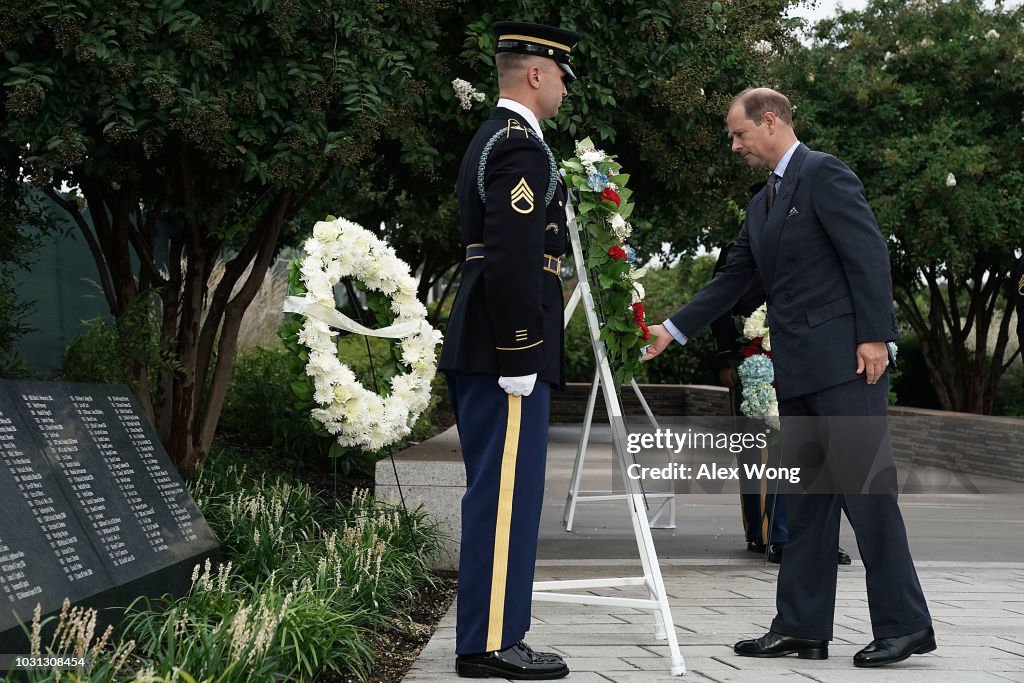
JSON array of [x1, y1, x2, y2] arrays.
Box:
[[853, 626, 936, 667], [734, 631, 828, 659], [837, 546, 852, 565], [456, 641, 569, 679], [747, 541, 767, 554]]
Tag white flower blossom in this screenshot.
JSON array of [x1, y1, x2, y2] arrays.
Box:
[[313, 221, 341, 241], [985, 29, 1000, 40], [920, 37, 934, 48], [303, 237, 326, 260], [452, 78, 486, 110], [609, 213, 632, 240], [884, 51, 896, 62], [631, 282, 645, 304], [945, 172, 957, 188], [743, 304, 770, 340], [753, 40, 773, 55]]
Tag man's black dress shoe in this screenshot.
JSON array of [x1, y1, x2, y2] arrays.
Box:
[[456, 641, 569, 679], [747, 541, 767, 554], [853, 626, 936, 667], [837, 546, 852, 565], [734, 631, 828, 659]]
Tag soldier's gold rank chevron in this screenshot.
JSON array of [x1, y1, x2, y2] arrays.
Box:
[[511, 177, 534, 214]]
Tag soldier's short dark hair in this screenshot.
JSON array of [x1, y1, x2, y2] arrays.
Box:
[[496, 52, 536, 88], [732, 88, 793, 126]]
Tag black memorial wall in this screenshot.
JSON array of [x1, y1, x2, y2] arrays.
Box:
[[0, 380, 220, 651]]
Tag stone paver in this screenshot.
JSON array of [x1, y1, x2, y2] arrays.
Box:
[[402, 422, 1024, 681], [405, 562, 1024, 681]]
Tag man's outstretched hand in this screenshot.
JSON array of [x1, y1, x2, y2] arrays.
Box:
[[641, 324, 671, 361]]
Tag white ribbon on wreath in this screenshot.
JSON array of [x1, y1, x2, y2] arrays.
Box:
[[283, 218, 442, 452]]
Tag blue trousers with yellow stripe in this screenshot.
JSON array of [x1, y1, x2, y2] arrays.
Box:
[[446, 372, 551, 655]]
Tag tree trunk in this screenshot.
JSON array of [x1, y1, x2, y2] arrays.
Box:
[[896, 266, 1013, 415]]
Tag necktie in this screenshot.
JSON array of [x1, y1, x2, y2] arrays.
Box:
[[766, 172, 780, 212]]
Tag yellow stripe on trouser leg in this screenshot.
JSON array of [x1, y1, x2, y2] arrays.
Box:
[[487, 394, 522, 652], [760, 447, 769, 543]]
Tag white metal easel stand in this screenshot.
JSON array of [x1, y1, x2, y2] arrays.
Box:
[[531, 196, 685, 677]]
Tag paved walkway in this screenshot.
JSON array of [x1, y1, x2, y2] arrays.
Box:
[[404, 423, 1024, 681]]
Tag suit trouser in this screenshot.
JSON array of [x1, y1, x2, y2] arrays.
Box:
[[447, 372, 551, 655], [770, 376, 932, 641]]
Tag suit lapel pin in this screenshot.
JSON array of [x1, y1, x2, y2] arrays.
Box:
[[787, 206, 799, 218]]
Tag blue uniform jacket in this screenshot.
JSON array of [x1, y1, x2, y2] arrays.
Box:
[[440, 107, 568, 388]]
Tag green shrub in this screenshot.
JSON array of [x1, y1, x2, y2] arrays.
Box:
[[889, 334, 942, 409], [60, 290, 177, 389], [993, 363, 1024, 416], [60, 316, 129, 384], [219, 346, 332, 462], [190, 453, 444, 610], [220, 338, 447, 474]]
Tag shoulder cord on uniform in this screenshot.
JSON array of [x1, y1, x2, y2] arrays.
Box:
[[477, 129, 558, 208]]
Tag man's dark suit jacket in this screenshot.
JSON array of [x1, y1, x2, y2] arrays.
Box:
[[670, 143, 897, 400]]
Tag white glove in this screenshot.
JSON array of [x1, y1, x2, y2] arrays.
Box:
[[498, 373, 537, 397]]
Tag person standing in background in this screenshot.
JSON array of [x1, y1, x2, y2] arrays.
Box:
[[1014, 254, 1024, 365]]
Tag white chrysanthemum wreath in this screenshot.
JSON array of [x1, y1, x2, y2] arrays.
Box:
[[282, 218, 442, 451]]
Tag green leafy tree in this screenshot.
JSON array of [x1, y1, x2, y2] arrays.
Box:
[[327, 0, 801, 313], [0, 179, 58, 377], [1, 1, 798, 472], [0, 1, 447, 470], [779, 0, 1024, 413]]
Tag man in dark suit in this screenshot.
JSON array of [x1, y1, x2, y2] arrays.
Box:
[[709, 240, 791, 560], [642, 88, 934, 668], [437, 20, 578, 680]]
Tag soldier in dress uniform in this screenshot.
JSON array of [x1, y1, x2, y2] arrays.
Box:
[[709, 239, 791, 560], [438, 20, 579, 680]]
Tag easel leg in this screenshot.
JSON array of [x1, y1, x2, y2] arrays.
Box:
[[563, 368, 601, 531]]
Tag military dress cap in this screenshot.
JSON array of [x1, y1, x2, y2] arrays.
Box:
[[493, 20, 581, 82]]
